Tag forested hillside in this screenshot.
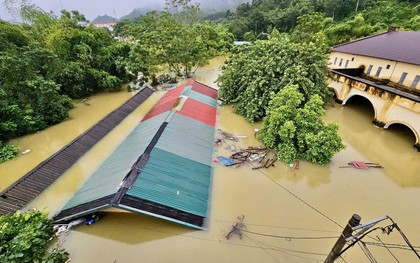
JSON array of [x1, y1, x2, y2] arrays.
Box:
[[121, 0, 247, 19], [217, 0, 419, 45]]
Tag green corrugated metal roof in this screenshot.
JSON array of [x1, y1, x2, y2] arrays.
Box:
[[126, 147, 212, 217], [55, 81, 217, 228], [155, 114, 215, 165], [62, 113, 167, 210], [188, 90, 218, 107]]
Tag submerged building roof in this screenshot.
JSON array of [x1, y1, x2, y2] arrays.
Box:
[[332, 30, 420, 66], [53, 81, 218, 229]]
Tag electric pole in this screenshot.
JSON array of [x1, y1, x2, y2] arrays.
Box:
[[325, 214, 361, 263]]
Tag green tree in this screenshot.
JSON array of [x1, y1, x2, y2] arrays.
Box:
[[217, 31, 330, 123], [324, 13, 383, 46], [258, 85, 345, 164], [0, 4, 136, 162], [125, 6, 233, 78], [0, 143, 18, 163], [0, 210, 69, 263]]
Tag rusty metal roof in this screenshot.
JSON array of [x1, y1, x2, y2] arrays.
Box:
[[332, 31, 420, 66]]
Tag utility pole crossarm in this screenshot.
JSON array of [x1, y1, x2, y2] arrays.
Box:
[[346, 215, 388, 242]]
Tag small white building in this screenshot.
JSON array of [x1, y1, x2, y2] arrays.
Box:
[[92, 21, 116, 31]]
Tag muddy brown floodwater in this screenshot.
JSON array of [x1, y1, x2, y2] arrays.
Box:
[[1, 57, 420, 263]]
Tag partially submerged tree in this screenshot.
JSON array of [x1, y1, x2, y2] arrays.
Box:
[[217, 30, 330, 123], [258, 85, 345, 165], [120, 1, 233, 78], [0, 4, 134, 162], [0, 210, 69, 263]]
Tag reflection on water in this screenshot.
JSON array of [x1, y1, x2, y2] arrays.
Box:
[[328, 100, 420, 187], [2, 57, 419, 262]]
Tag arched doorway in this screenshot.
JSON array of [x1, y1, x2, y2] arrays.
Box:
[[385, 122, 419, 151], [343, 95, 375, 120]]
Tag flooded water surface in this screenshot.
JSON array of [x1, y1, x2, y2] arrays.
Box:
[[1, 57, 420, 262]]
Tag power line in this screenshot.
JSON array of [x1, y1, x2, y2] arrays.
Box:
[[359, 242, 378, 263], [236, 226, 339, 241], [112, 216, 327, 261], [339, 255, 350, 263], [250, 161, 344, 229], [244, 232, 328, 261], [376, 235, 400, 263], [216, 218, 340, 234], [220, 139, 343, 229], [364, 242, 420, 252], [388, 217, 420, 260]]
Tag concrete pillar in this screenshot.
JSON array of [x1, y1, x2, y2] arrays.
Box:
[[338, 78, 351, 104], [373, 100, 393, 127]]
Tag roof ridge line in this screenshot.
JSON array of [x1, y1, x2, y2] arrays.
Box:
[[332, 31, 390, 49], [193, 80, 219, 91]]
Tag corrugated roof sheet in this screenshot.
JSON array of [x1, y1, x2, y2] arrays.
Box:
[[126, 148, 211, 217], [53, 81, 218, 229], [191, 81, 218, 99], [179, 99, 217, 127], [332, 31, 420, 66], [189, 90, 218, 107], [155, 114, 215, 165], [62, 113, 167, 210], [142, 81, 199, 121]]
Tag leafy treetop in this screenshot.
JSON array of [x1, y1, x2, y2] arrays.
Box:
[[258, 85, 345, 165]]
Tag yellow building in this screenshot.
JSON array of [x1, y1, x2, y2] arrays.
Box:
[[329, 28, 420, 90], [327, 29, 420, 151]]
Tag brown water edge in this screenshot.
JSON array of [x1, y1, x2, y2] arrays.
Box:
[[0, 90, 138, 191], [25, 92, 163, 214], [4, 56, 420, 263]]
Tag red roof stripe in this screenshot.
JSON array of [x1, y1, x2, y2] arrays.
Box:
[[178, 99, 217, 127], [142, 80, 218, 123], [191, 82, 218, 99], [143, 99, 175, 121], [142, 85, 185, 121]]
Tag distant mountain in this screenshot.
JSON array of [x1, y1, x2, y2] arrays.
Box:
[[119, 0, 247, 20], [120, 2, 165, 20], [120, 7, 161, 20], [92, 15, 117, 23], [199, 0, 248, 14]]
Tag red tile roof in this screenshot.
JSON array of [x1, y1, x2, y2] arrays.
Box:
[[332, 31, 420, 66]]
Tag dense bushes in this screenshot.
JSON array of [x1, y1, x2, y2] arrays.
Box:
[[0, 210, 69, 263]]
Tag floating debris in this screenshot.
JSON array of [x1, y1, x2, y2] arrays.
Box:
[[218, 129, 247, 142], [79, 98, 91, 106], [254, 128, 259, 137], [54, 218, 84, 236], [231, 146, 277, 169], [226, 215, 246, 240], [213, 156, 234, 166], [85, 212, 104, 225], [290, 161, 299, 171], [339, 161, 383, 169], [213, 146, 278, 169], [21, 149, 31, 155]]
